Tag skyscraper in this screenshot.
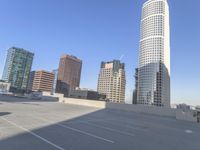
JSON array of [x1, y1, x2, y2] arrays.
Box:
[[137, 0, 170, 107], [97, 60, 126, 103], [52, 69, 58, 94], [2, 47, 34, 93], [132, 68, 138, 104], [57, 55, 82, 96], [27, 71, 35, 93], [32, 70, 55, 92]]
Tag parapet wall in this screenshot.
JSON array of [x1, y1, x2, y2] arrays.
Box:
[[42, 92, 64, 99], [175, 110, 197, 122], [107, 103, 176, 117], [60, 98, 106, 108], [46, 93, 198, 123]]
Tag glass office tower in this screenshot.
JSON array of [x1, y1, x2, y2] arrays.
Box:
[[2, 47, 34, 93], [137, 0, 170, 107]]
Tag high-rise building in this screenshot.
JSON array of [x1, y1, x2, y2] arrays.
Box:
[[97, 60, 126, 103], [27, 71, 35, 93], [32, 70, 54, 92], [132, 68, 138, 104], [52, 69, 58, 94], [57, 55, 82, 96], [137, 0, 170, 107], [2, 47, 34, 93]]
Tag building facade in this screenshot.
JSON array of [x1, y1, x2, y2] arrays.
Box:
[[69, 88, 106, 101], [32, 70, 55, 92], [132, 68, 138, 104], [137, 0, 170, 107], [97, 60, 126, 103], [0, 80, 11, 94], [2, 47, 34, 93], [52, 69, 58, 94], [57, 55, 82, 96], [27, 71, 35, 93], [176, 104, 191, 111]]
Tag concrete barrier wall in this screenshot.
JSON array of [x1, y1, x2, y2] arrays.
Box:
[[42, 92, 64, 99], [50, 96, 197, 123], [41, 96, 58, 101], [176, 110, 197, 122], [42, 92, 51, 96], [106, 103, 176, 117], [61, 98, 106, 108], [54, 93, 64, 99], [60, 98, 176, 117]]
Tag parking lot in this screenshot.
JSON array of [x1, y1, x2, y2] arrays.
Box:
[[0, 96, 200, 150]]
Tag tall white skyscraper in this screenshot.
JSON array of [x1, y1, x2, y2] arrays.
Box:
[[137, 0, 170, 107]]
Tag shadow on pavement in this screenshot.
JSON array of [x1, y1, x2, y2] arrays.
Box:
[[0, 108, 200, 150], [0, 112, 11, 116]]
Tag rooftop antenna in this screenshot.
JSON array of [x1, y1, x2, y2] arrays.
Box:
[[119, 54, 125, 61]]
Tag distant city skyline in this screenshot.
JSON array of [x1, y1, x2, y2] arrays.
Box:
[[0, 0, 200, 105]]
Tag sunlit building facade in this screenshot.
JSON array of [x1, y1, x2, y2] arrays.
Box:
[[32, 70, 55, 92], [27, 71, 35, 93], [2, 47, 34, 93], [52, 69, 58, 94], [137, 0, 170, 107], [57, 55, 82, 96], [97, 60, 126, 103]]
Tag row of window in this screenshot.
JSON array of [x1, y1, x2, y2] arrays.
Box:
[[141, 15, 164, 39], [142, 1, 165, 19]]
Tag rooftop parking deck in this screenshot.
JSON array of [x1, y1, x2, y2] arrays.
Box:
[[0, 95, 199, 150]]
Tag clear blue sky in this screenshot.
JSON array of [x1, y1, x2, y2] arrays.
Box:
[[0, 0, 199, 106]]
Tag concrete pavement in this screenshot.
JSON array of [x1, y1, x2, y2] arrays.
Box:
[[0, 96, 199, 150]]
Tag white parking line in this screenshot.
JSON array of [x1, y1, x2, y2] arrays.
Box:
[[81, 121, 135, 137], [58, 123, 114, 143], [185, 130, 193, 134], [84, 117, 148, 132], [33, 116, 114, 144], [0, 117, 66, 150]]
